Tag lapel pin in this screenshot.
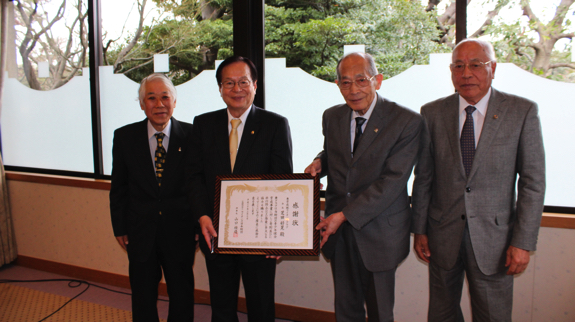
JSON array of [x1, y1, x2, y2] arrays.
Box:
[[178, 147, 182, 152], [493, 115, 498, 119], [251, 131, 255, 134], [374, 128, 378, 133]]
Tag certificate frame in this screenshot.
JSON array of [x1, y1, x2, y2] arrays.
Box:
[[212, 173, 320, 256]]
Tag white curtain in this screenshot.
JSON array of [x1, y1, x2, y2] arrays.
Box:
[[0, 0, 18, 267], [0, 153, 17, 267]]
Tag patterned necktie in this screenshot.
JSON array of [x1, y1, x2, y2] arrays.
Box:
[[460, 106, 476, 177], [230, 119, 241, 172], [353, 117, 367, 156], [154, 133, 166, 185]]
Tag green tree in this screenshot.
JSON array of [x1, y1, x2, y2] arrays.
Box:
[[265, 0, 448, 81]]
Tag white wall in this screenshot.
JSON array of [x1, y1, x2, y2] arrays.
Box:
[[7, 180, 575, 321]]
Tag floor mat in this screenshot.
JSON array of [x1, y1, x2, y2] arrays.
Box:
[[0, 283, 167, 322]]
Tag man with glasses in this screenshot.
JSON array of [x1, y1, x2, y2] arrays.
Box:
[[305, 52, 423, 321], [190, 56, 292, 322], [411, 38, 545, 321]]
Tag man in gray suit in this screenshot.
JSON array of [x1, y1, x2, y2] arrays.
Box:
[[411, 38, 545, 321], [305, 52, 423, 322]]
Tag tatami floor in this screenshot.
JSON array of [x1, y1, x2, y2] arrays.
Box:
[[0, 264, 292, 322]]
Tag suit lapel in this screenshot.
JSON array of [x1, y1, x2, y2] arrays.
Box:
[[468, 89, 507, 180], [337, 105, 353, 167], [161, 118, 184, 186], [212, 109, 232, 173], [352, 96, 386, 161], [234, 106, 260, 172], [135, 119, 160, 193], [443, 95, 467, 179]]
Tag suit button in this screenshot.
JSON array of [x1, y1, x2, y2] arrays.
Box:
[[461, 214, 466, 220], [346, 192, 351, 197], [159, 211, 162, 215], [466, 187, 471, 192]]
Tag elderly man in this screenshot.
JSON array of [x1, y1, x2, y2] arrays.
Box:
[[305, 52, 423, 322], [110, 74, 196, 321], [190, 56, 293, 322], [411, 38, 545, 321]]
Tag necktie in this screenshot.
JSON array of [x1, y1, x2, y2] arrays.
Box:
[[353, 117, 367, 156], [154, 133, 166, 185], [460, 106, 476, 177], [230, 119, 241, 172]]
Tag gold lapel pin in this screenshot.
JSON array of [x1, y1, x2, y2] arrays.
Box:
[[251, 131, 255, 134], [493, 115, 498, 119], [178, 147, 182, 152], [374, 128, 378, 133]]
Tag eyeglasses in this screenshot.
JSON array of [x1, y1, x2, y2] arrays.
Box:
[[450, 61, 493, 73], [221, 79, 252, 89], [338, 75, 377, 90]]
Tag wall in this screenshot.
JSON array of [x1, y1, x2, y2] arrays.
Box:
[[7, 179, 575, 321]]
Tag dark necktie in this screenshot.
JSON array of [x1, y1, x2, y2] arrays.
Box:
[[353, 117, 367, 156], [460, 106, 476, 177], [154, 133, 166, 185]]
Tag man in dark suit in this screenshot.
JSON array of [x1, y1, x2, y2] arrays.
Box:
[[110, 74, 196, 322], [411, 39, 546, 321], [305, 52, 423, 322], [190, 56, 293, 322]]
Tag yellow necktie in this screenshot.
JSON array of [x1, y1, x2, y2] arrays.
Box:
[[230, 119, 241, 172]]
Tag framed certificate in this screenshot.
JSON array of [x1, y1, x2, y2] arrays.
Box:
[[212, 174, 320, 256]]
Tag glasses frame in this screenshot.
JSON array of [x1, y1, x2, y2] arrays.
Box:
[[220, 79, 253, 89], [337, 75, 377, 90], [450, 60, 494, 73]]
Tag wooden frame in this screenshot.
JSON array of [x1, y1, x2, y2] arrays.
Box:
[[212, 174, 320, 256]]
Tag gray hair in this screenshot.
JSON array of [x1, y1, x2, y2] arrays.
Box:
[[336, 52, 379, 81], [138, 73, 177, 104], [453, 38, 497, 62]]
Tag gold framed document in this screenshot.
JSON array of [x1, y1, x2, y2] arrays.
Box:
[[212, 174, 320, 256]]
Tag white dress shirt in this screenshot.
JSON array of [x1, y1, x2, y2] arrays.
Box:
[[458, 88, 491, 148], [227, 105, 252, 149], [350, 94, 378, 152]]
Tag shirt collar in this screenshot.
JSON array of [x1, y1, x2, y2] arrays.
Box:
[[459, 87, 491, 117], [228, 105, 252, 124], [147, 119, 172, 140]]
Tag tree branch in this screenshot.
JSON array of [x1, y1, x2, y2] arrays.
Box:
[[549, 62, 575, 70]]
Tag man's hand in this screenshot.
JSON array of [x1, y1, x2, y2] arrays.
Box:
[[414, 234, 431, 263], [505, 245, 530, 275], [115, 235, 128, 251], [199, 215, 217, 247], [266, 255, 282, 261], [315, 212, 346, 248], [305, 159, 322, 177]]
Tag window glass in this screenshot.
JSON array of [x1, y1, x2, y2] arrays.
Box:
[[99, 0, 234, 175], [1, 0, 93, 172], [264, 0, 450, 185], [467, 0, 574, 82]]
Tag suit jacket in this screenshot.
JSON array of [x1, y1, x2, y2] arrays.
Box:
[[411, 88, 546, 275], [318, 95, 423, 272], [110, 117, 196, 262], [190, 105, 293, 257]]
